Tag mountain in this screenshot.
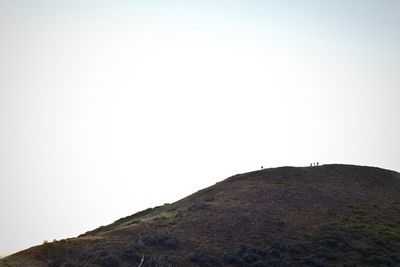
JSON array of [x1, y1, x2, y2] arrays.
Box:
[[1, 164, 400, 266]]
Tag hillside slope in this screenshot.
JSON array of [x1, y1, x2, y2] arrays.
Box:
[[2, 164, 400, 266]]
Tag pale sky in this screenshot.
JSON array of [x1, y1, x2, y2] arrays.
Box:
[[1, 0, 399, 256]]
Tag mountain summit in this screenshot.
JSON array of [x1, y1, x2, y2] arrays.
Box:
[[2, 164, 400, 266]]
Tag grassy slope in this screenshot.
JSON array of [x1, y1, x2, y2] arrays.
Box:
[[2, 164, 400, 266]]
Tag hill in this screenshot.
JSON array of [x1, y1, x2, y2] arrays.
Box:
[[1, 164, 400, 266]]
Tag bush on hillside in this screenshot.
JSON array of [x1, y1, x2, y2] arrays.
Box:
[[143, 254, 170, 267], [188, 203, 209, 212], [190, 249, 222, 267], [140, 234, 181, 249]]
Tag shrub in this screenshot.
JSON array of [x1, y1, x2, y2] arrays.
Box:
[[190, 249, 222, 267], [367, 255, 394, 265], [356, 245, 372, 257], [95, 255, 120, 267], [302, 255, 324, 267], [89, 250, 120, 267], [188, 203, 209, 211], [204, 197, 215, 202], [271, 242, 287, 252], [321, 238, 340, 247], [269, 248, 282, 258], [140, 234, 181, 249], [121, 248, 142, 263], [224, 244, 269, 266], [318, 234, 349, 251], [266, 258, 280, 267], [143, 254, 170, 267], [153, 216, 167, 221]]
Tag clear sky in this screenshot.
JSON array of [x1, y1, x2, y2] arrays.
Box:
[[0, 0, 399, 256]]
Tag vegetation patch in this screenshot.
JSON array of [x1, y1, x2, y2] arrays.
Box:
[[204, 197, 215, 202], [188, 203, 209, 212], [113, 208, 155, 224], [139, 234, 181, 249], [90, 253, 120, 267], [142, 254, 170, 267], [121, 247, 142, 264], [190, 249, 222, 267], [223, 244, 270, 266]]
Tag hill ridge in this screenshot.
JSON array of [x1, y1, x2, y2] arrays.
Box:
[[2, 164, 400, 266]]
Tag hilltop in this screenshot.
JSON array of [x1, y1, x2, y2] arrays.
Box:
[[1, 164, 400, 266]]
